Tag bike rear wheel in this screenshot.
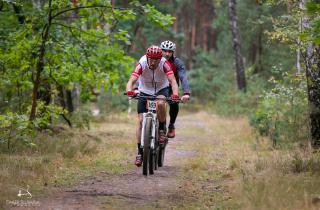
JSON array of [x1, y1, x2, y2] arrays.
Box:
[[158, 143, 166, 167], [149, 149, 155, 174], [154, 147, 159, 170], [143, 117, 152, 176]]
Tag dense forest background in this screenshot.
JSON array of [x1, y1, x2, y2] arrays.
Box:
[[1, 0, 320, 209], [0, 0, 320, 150]]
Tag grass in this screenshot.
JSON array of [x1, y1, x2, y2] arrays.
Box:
[[0, 113, 136, 208], [236, 149, 320, 210], [163, 111, 320, 210], [159, 111, 243, 209]]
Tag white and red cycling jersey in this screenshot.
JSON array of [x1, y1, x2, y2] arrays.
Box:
[[131, 55, 173, 95]]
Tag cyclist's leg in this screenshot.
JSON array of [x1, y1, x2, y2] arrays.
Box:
[[156, 95, 167, 125], [156, 96, 166, 143], [167, 86, 178, 126], [156, 87, 170, 129], [167, 102, 178, 138], [137, 92, 148, 142], [167, 86, 178, 138], [136, 114, 143, 144], [136, 94, 147, 160], [156, 88, 169, 144], [169, 101, 179, 125]]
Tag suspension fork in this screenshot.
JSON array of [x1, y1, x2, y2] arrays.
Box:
[[141, 112, 154, 148], [151, 113, 157, 149]]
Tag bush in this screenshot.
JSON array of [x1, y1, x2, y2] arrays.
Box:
[[69, 105, 93, 129], [250, 71, 309, 146], [214, 75, 267, 116], [0, 101, 70, 152], [0, 113, 35, 152]]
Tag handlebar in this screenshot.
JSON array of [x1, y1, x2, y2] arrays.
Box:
[[124, 93, 182, 103]]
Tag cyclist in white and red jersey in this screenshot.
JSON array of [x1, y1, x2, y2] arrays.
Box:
[[126, 45, 179, 167]]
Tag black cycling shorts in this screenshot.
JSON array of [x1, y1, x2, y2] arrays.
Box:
[[137, 87, 170, 114]]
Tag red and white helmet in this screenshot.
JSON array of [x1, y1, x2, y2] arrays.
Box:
[[146, 45, 162, 59]]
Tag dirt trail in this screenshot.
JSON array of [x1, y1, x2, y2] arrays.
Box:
[[10, 111, 231, 210], [35, 147, 182, 210]]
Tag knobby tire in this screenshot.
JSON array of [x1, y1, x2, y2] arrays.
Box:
[[158, 143, 166, 167], [143, 117, 152, 176]]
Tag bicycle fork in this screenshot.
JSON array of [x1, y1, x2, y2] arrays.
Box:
[[141, 112, 157, 149]]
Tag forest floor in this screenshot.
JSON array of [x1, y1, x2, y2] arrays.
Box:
[[4, 110, 320, 210]]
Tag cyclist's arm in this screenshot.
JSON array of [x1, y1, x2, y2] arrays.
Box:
[[126, 64, 142, 92], [163, 61, 179, 96], [168, 75, 179, 96], [126, 76, 139, 92], [174, 58, 191, 95]]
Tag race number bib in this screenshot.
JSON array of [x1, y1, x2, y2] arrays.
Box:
[[147, 100, 157, 111]]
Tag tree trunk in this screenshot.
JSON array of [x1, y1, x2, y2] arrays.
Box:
[[29, 0, 52, 121], [173, 12, 178, 33], [111, 0, 116, 7], [57, 86, 72, 127], [183, 7, 191, 69], [38, 81, 51, 105], [306, 44, 320, 148], [66, 90, 74, 113], [301, 0, 320, 148], [228, 0, 246, 91]]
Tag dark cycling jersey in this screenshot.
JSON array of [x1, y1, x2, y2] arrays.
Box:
[[168, 57, 190, 95]]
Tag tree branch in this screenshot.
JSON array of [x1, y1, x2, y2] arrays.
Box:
[[51, 5, 128, 20], [51, 22, 109, 39]]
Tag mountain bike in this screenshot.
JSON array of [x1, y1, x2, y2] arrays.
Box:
[[126, 93, 180, 176]]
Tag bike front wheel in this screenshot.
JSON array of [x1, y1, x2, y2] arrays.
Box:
[[143, 117, 152, 176]]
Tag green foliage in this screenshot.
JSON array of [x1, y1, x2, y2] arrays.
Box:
[[214, 77, 267, 116], [0, 101, 67, 152], [0, 113, 35, 152], [208, 0, 312, 147], [250, 72, 309, 145], [0, 0, 174, 152], [70, 105, 92, 130], [142, 4, 175, 29], [306, 2, 320, 44], [32, 101, 67, 129], [188, 49, 227, 102], [0, 2, 172, 108]]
